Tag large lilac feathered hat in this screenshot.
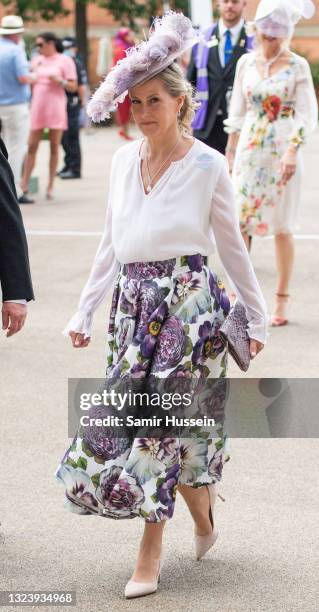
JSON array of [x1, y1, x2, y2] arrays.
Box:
[[87, 11, 199, 123]]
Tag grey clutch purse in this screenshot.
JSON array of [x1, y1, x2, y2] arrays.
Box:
[[219, 300, 251, 372]]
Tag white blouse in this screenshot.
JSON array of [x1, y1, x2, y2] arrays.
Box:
[[63, 137, 270, 343]]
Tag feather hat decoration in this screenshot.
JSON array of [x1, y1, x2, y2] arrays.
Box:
[[87, 11, 199, 123]]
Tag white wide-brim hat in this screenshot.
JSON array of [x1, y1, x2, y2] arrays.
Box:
[[0, 15, 24, 35], [87, 11, 199, 123], [255, 0, 315, 38]]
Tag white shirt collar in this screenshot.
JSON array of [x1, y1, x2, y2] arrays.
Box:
[[218, 17, 245, 40]]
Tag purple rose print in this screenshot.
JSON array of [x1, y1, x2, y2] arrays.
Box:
[[95, 465, 123, 505], [133, 281, 167, 345], [56, 464, 98, 515], [130, 361, 149, 378], [192, 320, 224, 366], [125, 259, 176, 281], [155, 463, 179, 517], [152, 315, 186, 372], [115, 317, 134, 356], [140, 300, 169, 360], [164, 363, 195, 403], [82, 405, 130, 460], [145, 507, 173, 522], [208, 451, 224, 480], [186, 255, 205, 272], [103, 475, 145, 517], [208, 270, 230, 314], [120, 278, 139, 316], [168, 363, 193, 379], [197, 379, 228, 423]]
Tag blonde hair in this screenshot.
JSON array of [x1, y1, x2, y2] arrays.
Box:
[[156, 62, 199, 135]]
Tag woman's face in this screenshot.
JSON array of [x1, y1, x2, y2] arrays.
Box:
[[259, 33, 284, 54], [129, 77, 184, 138], [35, 37, 54, 56]]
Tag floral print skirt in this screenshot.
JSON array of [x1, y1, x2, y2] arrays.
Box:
[[55, 254, 231, 523]]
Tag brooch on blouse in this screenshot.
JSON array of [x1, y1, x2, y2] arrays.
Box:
[[195, 153, 215, 170]]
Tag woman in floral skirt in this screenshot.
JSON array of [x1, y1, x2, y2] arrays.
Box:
[[55, 12, 268, 599], [224, 0, 318, 326]]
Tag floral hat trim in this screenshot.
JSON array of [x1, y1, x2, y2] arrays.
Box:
[[87, 11, 199, 123]]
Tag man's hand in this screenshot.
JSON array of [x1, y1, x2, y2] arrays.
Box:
[[2, 302, 27, 337]]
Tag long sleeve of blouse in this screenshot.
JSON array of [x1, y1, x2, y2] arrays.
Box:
[[210, 156, 269, 344], [62, 159, 120, 339]]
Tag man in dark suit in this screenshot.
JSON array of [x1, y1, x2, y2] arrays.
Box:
[[187, 0, 251, 154], [0, 137, 34, 337]]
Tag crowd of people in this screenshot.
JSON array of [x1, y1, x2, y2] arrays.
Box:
[[0, 2, 318, 383], [0, 0, 318, 604], [0, 16, 87, 204]]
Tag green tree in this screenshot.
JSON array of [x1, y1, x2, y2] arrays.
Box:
[[2, 0, 189, 70], [101, 0, 189, 27]]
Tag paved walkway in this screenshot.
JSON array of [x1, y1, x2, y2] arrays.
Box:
[[1, 126, 318, 611]]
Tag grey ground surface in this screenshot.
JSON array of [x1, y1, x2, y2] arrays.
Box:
[[1, 126, 318, 611]]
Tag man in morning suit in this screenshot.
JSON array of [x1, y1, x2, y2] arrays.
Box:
[[187, 0, 251, 154], [0, 137, 34, 337]]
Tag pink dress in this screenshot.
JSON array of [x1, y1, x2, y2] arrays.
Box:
[[30, 53, 77, 130]]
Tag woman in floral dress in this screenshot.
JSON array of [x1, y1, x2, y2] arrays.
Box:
[[54, 12, 268, 599], [224, 0, 318, 326]]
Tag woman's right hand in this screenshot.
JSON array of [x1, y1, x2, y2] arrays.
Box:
[[69, 331, 91, 348], [250, 338, 264, 359], [225, 149, 235, 175]]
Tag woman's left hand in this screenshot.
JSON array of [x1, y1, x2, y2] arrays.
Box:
[[250, 339, 264, 359], [279, 147, 297, 187], [49, 74, 61, 83]]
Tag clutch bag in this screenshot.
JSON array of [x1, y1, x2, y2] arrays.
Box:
[[219, 300, 251, 372]]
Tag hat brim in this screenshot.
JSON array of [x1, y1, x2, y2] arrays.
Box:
[[110, 37, 198, 112], [0, 27, 24, 34]]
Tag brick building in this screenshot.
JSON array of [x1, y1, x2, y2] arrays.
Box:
[[1, 0, 318, 85]]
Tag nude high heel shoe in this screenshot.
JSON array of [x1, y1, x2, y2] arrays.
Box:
[[124, 559, 162, 599], [270, 293, 291, 326], [194, 483, 225, 561]]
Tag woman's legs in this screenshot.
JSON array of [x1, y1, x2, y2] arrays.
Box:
[[20, 129, 43, 193], [47, 129, 63, 196], [130, 520, 165, 582], [274, 232, 294, 293], [177, 484, 213, 536], [272, 232, 295, 320]]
